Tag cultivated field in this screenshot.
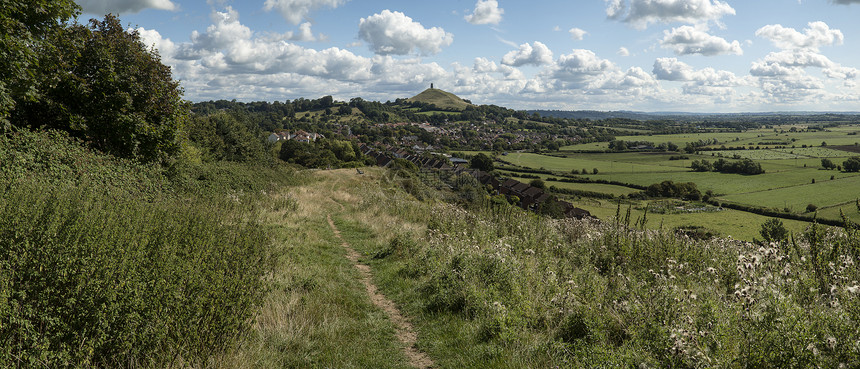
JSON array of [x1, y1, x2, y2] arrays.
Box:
[[500, 124, 860, 237]]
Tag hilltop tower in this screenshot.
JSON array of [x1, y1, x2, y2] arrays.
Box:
[[430, 83, 434, 89]]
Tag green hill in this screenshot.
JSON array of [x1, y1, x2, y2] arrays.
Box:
[[407, 88, 472, 111]]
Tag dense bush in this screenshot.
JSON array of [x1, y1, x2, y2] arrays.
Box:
[[14, 15, 187, 164], [0, 182, 271, 367], [645, 180, 702, 201], [0, 128, 290, 366], [279, 138, 367, 168]]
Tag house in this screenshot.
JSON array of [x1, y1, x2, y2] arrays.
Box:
[[521, 187, 545, 208], [268, 131, 292, 142]]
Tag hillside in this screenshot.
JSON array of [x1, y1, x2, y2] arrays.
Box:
[[407, 88, 472, 111]]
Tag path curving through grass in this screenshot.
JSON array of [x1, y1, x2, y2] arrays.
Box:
[[327, 214, 434, 369]]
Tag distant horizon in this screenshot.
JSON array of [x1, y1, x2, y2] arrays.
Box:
[[98, 0, 860, 112]]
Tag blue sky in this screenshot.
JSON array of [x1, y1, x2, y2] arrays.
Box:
[[77, 0, 860, 112]]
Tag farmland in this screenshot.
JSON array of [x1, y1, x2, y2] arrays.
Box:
[[495, 124, 860, 239]]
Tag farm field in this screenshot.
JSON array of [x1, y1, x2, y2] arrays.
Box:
[[572, 198, 815, 241], [498, 124, 860, 233], [503, 152, 689, 174], [718, 175, 860, 213], [580, 162, 853, 195], [546, 181, 641, 196], [563, 125, 860, 151], [708, 147, 851, 160]]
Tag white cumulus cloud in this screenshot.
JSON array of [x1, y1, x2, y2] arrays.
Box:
[[465, 0, 504, 25], [358, 10, 454, 55], [79, 0, 177, 14], [617, 47, 631, 56], [263, 0, 346, 25], [501, 41, 554, 67], [606, 0, 735, 29], [569, 28, 588, 40], [661, 25, 742, 56], [756, 21, 843, 50]]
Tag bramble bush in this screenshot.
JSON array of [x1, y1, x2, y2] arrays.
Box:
[[0, 128, 294, 366]]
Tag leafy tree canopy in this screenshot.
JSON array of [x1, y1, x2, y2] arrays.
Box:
[[11, 14, 188, 164], [1, 0, 80, 126]]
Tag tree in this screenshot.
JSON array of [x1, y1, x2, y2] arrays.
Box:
[[806, 204, 818, 213], [843, 157, 860, 172], [1, 0, 80, 126], [760, 218, 788, 243], [470, 153, 494, 171], [15, 15, 188, 164], [821, 158, 836, 170], [529, 179, 546, 189]]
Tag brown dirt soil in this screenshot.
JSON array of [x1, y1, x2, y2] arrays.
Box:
[[327, 215, 434, 369]]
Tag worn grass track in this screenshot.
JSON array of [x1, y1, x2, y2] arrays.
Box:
[[213, 168, 428, 368]]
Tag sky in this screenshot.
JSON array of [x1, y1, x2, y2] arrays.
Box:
[[75, 0, 860, 112]]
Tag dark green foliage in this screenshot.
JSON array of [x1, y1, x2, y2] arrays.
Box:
[[529, 178, 546, 189], [645, 180, 701, 201], [186, 112, 268, 163], [843, 157, 860, 172], [0, 0, 80, 125], [470, 153, 494, 171], [0, 182, 270, 367], [0, 129, 287, 366], [279, 138, 365, 168], [691, 158, 764, 175], [14, 14, 187, 164], [806, 203, 818, 213], [821, 158, 836, 170], [537, 198, 567, 218], [690, 159, 714, 172], [759, 218, 788, 243]]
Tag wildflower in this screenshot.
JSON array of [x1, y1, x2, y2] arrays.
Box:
[[846, 285, 860, 294], [827, 337, 837, 350]]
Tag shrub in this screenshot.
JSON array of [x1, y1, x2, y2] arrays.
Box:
[[806, 203, 818, 213], [760, 218, 788, 243]]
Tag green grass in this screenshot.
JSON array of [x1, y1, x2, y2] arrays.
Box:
[[345, 170, 860, 367], [547, 181, 640, 196], [718, 175, 860, 215], [573, 198, 814, 241], [583, 169, 852, 195], [503, 152, 689, 175], [0, 128, 305, 367], [562, 125, 860, 151]]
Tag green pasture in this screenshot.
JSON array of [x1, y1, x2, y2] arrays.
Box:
[[562, 125, 860, 151], [708, 147, 852, 160], [546, 181, 641, 196], [718, 175, 860, 214], [584, 169, 850, 195], [816, 202, 860, 224], [504, 152, 689, 175], [572, 198, 814, 241]]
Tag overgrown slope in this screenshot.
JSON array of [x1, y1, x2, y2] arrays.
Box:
[[275, 166, 860, 368], [0, 128, 300, 367]]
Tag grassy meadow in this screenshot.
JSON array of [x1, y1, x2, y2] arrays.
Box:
[[493, 124, 860, 238], [233, 167, 860, 367]]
